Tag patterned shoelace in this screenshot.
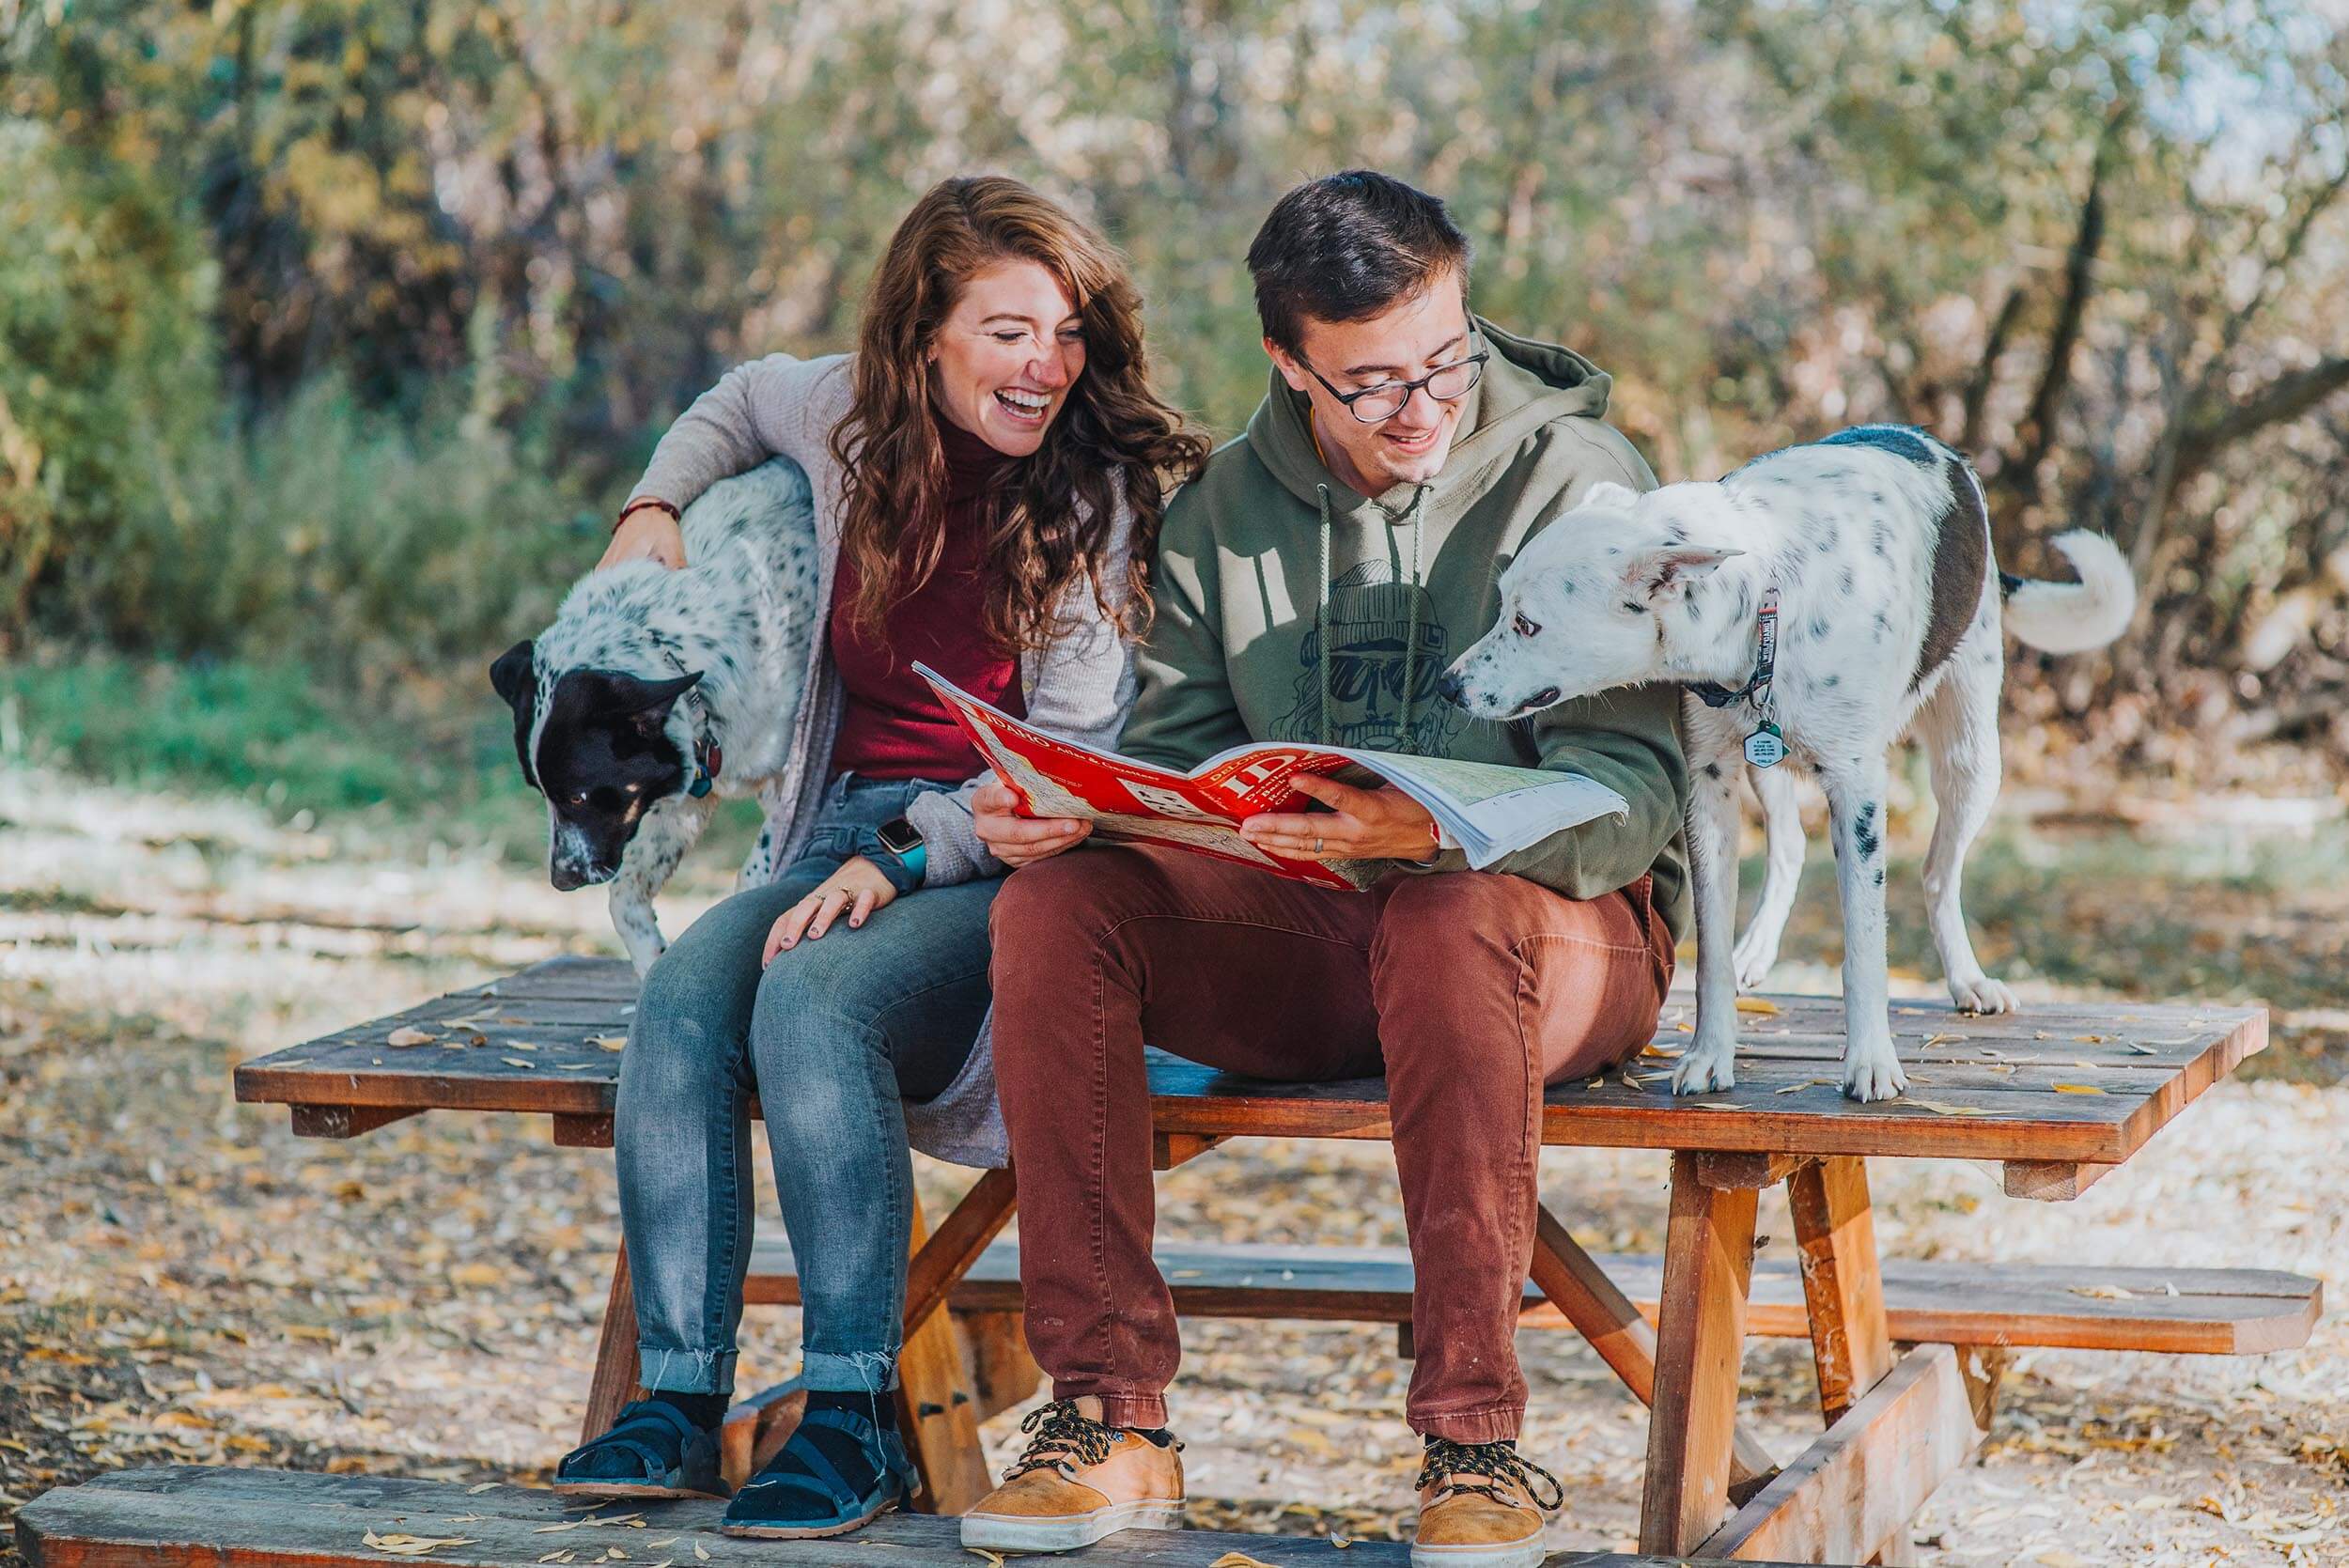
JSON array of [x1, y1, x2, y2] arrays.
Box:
[[1003, 1399, 1118, 1479], [1416, 1439, 1565, 1513]]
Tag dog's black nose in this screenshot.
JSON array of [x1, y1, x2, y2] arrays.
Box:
[[551, 862, 589, 893], [1436, 670, 1466, 707]]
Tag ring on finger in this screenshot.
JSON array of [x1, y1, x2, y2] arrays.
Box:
[[1314, 834, 1324, 854]]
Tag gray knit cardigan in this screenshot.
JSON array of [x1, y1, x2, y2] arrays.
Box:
[[628, 352, 1141, 1168]]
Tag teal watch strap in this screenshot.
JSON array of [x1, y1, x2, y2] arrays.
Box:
[[857, 822, 925, 894]]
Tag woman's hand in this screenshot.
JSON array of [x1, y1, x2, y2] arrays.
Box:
[[1237, 774, 1439, 862], [599, 504, 687, 571], [763, 857, 898, 963], [972, 779, 1091, 867]]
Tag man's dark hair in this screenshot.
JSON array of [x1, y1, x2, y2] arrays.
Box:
[[1246, 170, 1472, 354]]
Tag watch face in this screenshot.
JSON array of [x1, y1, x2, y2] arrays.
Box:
[[876, 816, 923, 857]]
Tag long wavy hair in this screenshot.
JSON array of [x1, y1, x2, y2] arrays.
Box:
[[829, 176, 1207, 652]]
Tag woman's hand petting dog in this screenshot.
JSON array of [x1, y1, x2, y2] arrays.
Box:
[[1240, 774, 1439, 862], [972, 780, 1092, 866], [764, 856, 898, 962], [599, 504, 688, 572]]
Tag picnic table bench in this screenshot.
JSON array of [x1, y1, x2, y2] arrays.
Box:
[[230, 955, 2312, 1564], [15, 1467, 1819, 1568]]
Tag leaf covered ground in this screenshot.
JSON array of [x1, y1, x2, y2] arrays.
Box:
[[1, 763, 2342, 1565]]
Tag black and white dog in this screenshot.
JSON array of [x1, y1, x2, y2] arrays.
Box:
[[490, 458, 820, 973], [1440, 427, 2135, 1100]]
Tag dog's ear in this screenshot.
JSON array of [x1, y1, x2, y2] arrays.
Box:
[[489, 640, 539, 789], [1576, 480, 1644, 513], [1628, 545, 1742, 601], [608, 670, 704, 737], [490, 640, 536, 706]]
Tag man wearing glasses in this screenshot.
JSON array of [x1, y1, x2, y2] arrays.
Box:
[[965, 171, 1690, 1567]]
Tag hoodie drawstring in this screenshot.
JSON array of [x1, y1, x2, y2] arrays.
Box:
[[1315, 482, 1428, 753], [1316, 485, 1333, 747]]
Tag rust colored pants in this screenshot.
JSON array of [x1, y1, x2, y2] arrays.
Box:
[[988, 844, 1674, 1442]]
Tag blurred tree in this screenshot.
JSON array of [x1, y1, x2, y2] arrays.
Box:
[[2, 0, 2345, 774]]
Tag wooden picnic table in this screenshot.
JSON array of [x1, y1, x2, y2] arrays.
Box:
[[235, 956, 2302, 1564]]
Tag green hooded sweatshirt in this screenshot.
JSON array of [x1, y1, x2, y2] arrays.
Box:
[[1119, 318, 1691, 939]]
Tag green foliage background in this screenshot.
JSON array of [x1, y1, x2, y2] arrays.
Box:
[[3, 0, 2347, 777]]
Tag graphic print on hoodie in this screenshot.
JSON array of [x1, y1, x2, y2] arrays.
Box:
[[1275, 561, 1467, 753]]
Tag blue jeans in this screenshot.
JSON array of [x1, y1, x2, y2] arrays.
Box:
[[615, 775, 998, 1398]]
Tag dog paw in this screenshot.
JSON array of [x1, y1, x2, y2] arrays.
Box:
[[1671, 1038, 1739, 1095], [1842, 1047, 1909, 1103], [1948, 973, 2018, 1016], [1732, 931, 1781, 991]]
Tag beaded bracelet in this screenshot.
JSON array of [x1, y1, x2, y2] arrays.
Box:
[[613, 497, 680, 535]]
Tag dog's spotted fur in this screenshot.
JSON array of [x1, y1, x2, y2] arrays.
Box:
[[1442, 426, 2136, 1100], [490, 458, 820, 972]]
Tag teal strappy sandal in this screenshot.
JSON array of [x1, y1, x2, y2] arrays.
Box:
[[552, 1399, 729, 1500], [718, 1405, 921, 1539]]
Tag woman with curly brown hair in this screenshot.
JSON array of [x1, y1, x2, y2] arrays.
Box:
[[553, 176, 1205, 1538]]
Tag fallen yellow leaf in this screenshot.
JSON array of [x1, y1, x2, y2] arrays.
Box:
[[1212, 1555, 1283, 1568], [589, 1035, 629, 1051], [968, 1552, 1006, 1568], [2051, 1083, 2106, 1094], [1734, 997, 1781, 1016], [364, 1530, 477, 1557], [501, 1057, 537, 1068], [467, 1483, 499, 1495], [385, 1027, 439, 1048]]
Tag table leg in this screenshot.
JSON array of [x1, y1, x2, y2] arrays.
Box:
[[1638, 1151, 1759, 1556], [1788, 1156, 1893, 1423], [1788, 1156, 1905, 1563], [894, 1182, 1009, 1515], [582, 1244, 644, 1444], [1531, 1204, 1776, 1495]]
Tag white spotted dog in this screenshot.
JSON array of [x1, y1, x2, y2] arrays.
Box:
[[1439, 427, 2135, 1100], [490, 458, 820, 974]]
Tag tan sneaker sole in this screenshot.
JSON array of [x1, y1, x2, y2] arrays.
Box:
[[1409, 1528, 1547, 1568], [959, 1498, 1186, 1552]]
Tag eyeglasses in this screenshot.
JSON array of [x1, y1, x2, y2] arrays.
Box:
[[1298, 340, 1490, 424]]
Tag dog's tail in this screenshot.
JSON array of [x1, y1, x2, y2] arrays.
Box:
[[1999, 530, 2137, 655]]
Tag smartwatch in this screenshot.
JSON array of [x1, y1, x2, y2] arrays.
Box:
[[871, 815, 926, 893]]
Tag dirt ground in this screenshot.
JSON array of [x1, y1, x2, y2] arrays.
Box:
[[1, 762, 2343, 1564]]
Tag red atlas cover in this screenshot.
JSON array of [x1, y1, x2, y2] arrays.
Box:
[[916, 661, 1368, 889]]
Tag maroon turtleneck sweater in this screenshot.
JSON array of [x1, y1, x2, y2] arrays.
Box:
[[827, 417, 1026, 781]]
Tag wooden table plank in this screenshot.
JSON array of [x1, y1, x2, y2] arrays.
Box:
[[739, 1235, 2319, 1356], [236, 959, 2268, 1167]]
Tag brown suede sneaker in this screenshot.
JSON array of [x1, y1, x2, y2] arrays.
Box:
[[958, 1397, 1185, 1552], [1409, 1438, 1563, 1568]]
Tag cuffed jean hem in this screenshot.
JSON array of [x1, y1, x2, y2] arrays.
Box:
[[639, 1344, 737, 1397], [1410, 1404, 1525, 1445], [801, 1347, 901, 1395], [1054, 1384, 1171, 1431]]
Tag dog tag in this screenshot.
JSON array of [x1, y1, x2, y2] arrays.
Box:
[[1743, 721, 1787, 769]]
